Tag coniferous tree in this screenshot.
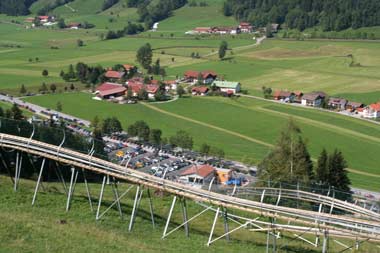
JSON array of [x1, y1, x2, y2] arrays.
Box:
[[20, 84, 27, 94], [316, 149, 329, 183], [328, 149, 351, 195]]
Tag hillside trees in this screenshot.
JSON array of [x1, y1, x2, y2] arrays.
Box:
[[102, 0, 119, 11], [136, 43, 153, 69], [169, 130, 193, 150], [0, 0, 37, 15], [223, 0, 380, 31]]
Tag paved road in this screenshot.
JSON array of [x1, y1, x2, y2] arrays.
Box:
[[0, 94, 91, 127]]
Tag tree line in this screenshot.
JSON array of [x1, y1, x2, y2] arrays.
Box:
[[0, 0, 37, 15], [0, 104, 107, 181], [223, 0, 380, 31], [103, 22, 144, 40]]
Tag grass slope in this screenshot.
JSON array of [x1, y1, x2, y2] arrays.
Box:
[[0, 176, 343, 253]]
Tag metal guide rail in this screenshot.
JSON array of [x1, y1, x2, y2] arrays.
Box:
[[1, 133, 380, 242]]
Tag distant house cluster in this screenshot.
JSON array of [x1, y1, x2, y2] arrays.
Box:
[[93, 64, 178, 103], [25, 15, 56, 27], [182, 70, 241, 96], [273, 89, 380, 119], [186, 22, 279, 35]]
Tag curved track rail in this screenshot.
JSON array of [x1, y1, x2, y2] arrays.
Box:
[[1, 133, 380, 243]]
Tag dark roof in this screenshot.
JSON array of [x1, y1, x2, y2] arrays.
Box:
[[328, 97, 347, 105], [302, 93, 323, 101]]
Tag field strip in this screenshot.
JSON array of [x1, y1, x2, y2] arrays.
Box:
[[256, 107, 380, 144], [347, 168, 380, 178], [141, 102, 273, 148], [220, 99, 380, 144]]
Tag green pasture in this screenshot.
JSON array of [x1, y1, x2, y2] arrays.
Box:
[[23, 93, 380, 190]]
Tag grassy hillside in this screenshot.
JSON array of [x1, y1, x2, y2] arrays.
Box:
[[1, 176, 379, 252], [23, 93, 380, 191], [29, 0, 57, 14]]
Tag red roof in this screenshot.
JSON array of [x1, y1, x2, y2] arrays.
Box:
[[128, 82, 144, 93], [180, 165, 215, 178], [240, 22, 251, 26], [194, 27, 211, 32], [164, 80, 177, 85], [145, 84, 159, 94], [192, 86, 209, 93], [123, 64, 135, 71], [184, 70, 217, 79], [370, 103, 380, 112], [150, 80, 159, 85], [39, 16, 49, 20], [105, 70, 124, 79], [96, 82, 126, 97], [273, 90, 293, 98]]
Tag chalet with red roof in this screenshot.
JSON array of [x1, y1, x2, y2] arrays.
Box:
[[67, 22, 81, 29], [239, 22, 253, 33], [273, 90, 295, 102], [179, 165, 215, 185], [363, 102, 380, 118], [191, 86, 209, 96], [184, 70, 217, 84], [123, 64, 137, 73], [95, 82, 126, 99]]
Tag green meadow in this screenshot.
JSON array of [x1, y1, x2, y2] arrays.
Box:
[[3, 176, 378, 252], [1, 0, 380, 191], [23, 93, 380, 191]]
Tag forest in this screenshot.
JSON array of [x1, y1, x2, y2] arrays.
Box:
[[0, 0, 37, 15], [223, 0, 380, 31]]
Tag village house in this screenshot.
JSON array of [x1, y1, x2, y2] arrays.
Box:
[[239, 22, 253, 33], [328, 97, 347, 110], [346, 101, 364, 111], [95, 82, 127, 99], [184, 70, 217, 84], [273, 90, 295, 102], [212, 81, 241, 94], [363, 103, 380, 118], [301, 92, 326, 107], [145, 84, 160, 99], [191, 86, 209, 96], [192, 27, 212, 34], [179, 165, 215, 186], [164, 80, 178, 91], [293, 91, 303, 103], [105, 70, 125, 81], [67, 22, 81, 29]]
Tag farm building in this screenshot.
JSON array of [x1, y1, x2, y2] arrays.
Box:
[[184, 70, 217, 84], [164, 80, 178, 91], [179, 165, 215, 186], [239, 22, 253, 33], [212, 81, 241, 94], [328, 98, 347, 110], [363, 103, 380, 118], [105, 70, 125, 80], [192, 86, 209, 96], [273, 90, 295, 102], [95, 82, 126, 99], [301, 92, 326, 107]]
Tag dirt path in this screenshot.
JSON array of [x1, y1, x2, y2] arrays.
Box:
[[141, 102, 273, 148]]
